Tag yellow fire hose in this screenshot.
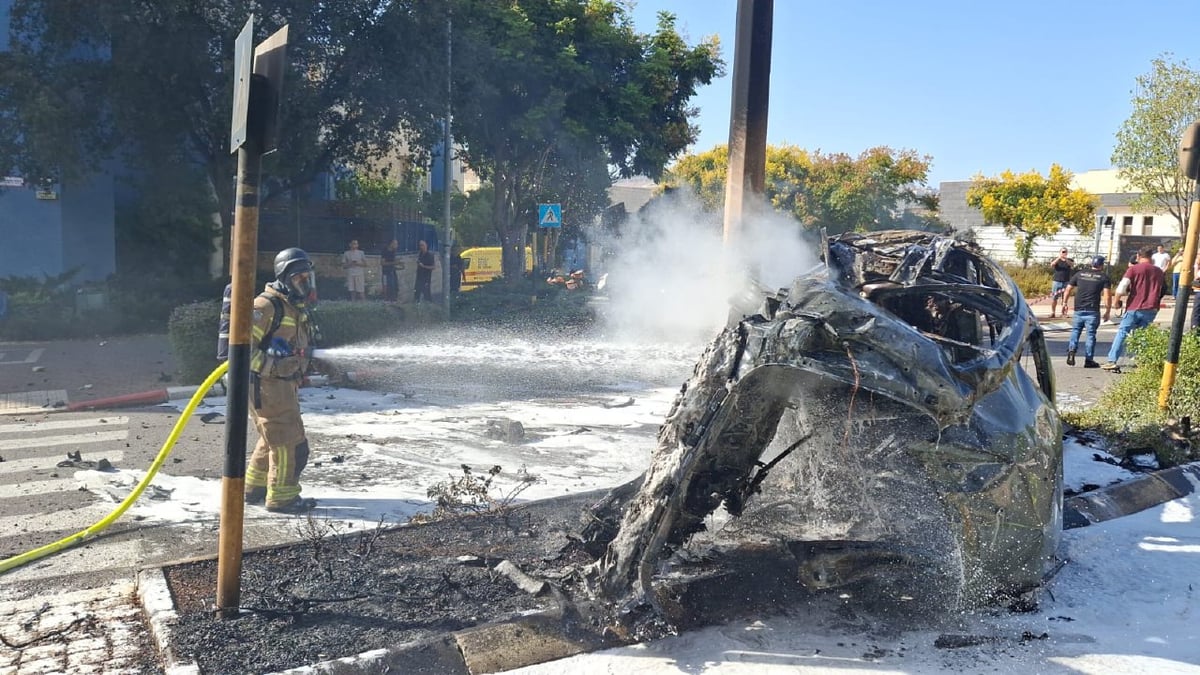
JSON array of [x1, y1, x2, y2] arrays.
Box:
[[0, 360, 229, 575]]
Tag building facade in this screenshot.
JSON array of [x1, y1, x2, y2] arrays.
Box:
[[0, 0, 117, 283], [939, 169, 1184, 266]]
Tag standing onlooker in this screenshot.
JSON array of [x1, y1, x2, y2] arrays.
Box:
[[1049, 248, 1074, 318], [449, 244, 464, 295], [1153, 244, 1174, 301], [380, 239, 399, 302], [342, 239, 366, 301], [1170, 249, 1185, 297], [1102, 246, 1165, 370], [1151, 244, 1172, 273], [1192, 257, 1200, 332], [414, 239, 436, 304], [1062, 256, 1112, 368]]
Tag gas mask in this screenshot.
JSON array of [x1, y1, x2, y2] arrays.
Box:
[[288, 269, 316, 303]]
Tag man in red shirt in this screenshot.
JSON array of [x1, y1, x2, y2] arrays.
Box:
[[1102, 246, 1164, 370]]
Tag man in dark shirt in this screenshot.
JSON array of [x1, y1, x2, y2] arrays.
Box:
[[1062, 256, 1112, 368], [414, 239, 436, 303], [1103, 246, 1164, 370], [1049, 248, 1074, 318], [380, 239, 399, 302]]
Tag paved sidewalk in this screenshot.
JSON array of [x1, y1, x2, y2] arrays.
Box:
[[0, 580, 160, 674]]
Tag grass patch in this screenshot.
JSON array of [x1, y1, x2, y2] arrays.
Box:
[[1063, 326, 1200, 467]]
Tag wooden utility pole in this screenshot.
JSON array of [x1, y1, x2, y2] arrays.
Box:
[[722, 0, 773, 246], [217, 16, 288, 617]]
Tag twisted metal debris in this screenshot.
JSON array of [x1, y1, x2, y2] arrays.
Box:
[[584, 230, 1063, 619]]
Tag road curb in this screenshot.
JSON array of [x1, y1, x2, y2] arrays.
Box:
[[264, 609, 619, 675], [1063, 461, 1200, 529], [136, 568, 202, 675]]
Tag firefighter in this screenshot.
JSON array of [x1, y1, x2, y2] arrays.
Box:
[[244, 247, 320, 513]]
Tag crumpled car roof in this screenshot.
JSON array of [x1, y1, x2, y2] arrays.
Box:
[[585, 229, 1063, 623]]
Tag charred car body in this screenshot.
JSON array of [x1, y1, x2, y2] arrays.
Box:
[[585, 230, 1062, 615]]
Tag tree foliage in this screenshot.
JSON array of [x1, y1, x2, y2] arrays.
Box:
[[665, 144, 938, 234], [1, 0, 445, 275], [1111, 54, 1200, 234], [2, 1, 723, 285], [449, 2, 723, 279], [966, 165, 1098, 266]]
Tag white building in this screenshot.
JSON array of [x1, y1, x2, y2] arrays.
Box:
[[939, 169, 1184, 265]]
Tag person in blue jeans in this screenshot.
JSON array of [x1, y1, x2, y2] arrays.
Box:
[[1103, 246, 1165, 370], [1062, 256, 1112, 368], [1048, 248, 1074, 318]]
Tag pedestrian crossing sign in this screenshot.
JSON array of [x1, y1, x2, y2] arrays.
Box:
[[538, 203, 562, 228]]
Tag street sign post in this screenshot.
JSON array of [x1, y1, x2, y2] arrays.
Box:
[[538, 204, 561, 272], [229, 17, 253, 155], [218, 15, 289, 618], [538, 203, 562, 228]]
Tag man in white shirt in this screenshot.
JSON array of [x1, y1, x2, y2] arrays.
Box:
[[342, 239, 367, 301], [1151, 245, 1172, 272]]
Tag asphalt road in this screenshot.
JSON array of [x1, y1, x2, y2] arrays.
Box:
[[0, 336, 292, 598], [0, 303, 1187, 599]]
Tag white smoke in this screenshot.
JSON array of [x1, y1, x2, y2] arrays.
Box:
[[588, 187, 820, 341]]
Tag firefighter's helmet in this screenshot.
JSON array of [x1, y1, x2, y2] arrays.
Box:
[[274, 248, 316, 300]]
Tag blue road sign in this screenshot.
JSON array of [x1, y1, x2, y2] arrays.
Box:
[[538, 203, 562, 228]]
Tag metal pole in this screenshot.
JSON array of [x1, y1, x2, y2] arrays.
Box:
[[722, 0, 773, 247], [442, 11, 453, 316], [1157, 183, 1200, 409], [1158, 121, 1200, 410], [217, 143, 260, 616]]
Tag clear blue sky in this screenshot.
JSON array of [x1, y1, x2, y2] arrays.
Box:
[[629, 1, 1198, 186]]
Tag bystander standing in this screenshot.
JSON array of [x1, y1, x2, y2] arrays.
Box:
[[342, 239, 366, 302], [1103, 246, 1165, 371], [414, 239, 435, 304], [1062, 256, 1112, 368], [1049, 248, 1074, 318], [1192, 257, 1200, 333], [1170, 249, 1185, 297], [380, 239, 399, 302]]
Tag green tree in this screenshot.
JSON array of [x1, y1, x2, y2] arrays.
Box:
[[966, 165, 1098, 266], [1111, 54, 1200, 234], [0, 0, 445, 275], [445, 185, 498, 247], [449, 2, 723, 280], [665, 144, 937, 234], [335, 171, 429, 216]]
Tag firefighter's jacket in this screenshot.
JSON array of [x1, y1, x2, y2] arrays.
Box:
[[250, 285, 313, 381]]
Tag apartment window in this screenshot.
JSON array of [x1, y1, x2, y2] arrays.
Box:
[[1122, 216, 1134, 235], [1142, 216, 1154, 236]]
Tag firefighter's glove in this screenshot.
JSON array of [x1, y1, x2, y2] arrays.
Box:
[[266, 337, 293, 359]]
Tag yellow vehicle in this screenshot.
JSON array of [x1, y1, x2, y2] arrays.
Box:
[[459, 246, 534, 291]]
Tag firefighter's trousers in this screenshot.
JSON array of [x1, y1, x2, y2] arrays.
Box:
[[246, 376, 310, 509]]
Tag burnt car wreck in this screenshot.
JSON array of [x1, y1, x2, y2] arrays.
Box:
[[583, 230, 1063, 621]]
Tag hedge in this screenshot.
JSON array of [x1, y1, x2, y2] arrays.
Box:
[[167, 298, 409, 384]]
